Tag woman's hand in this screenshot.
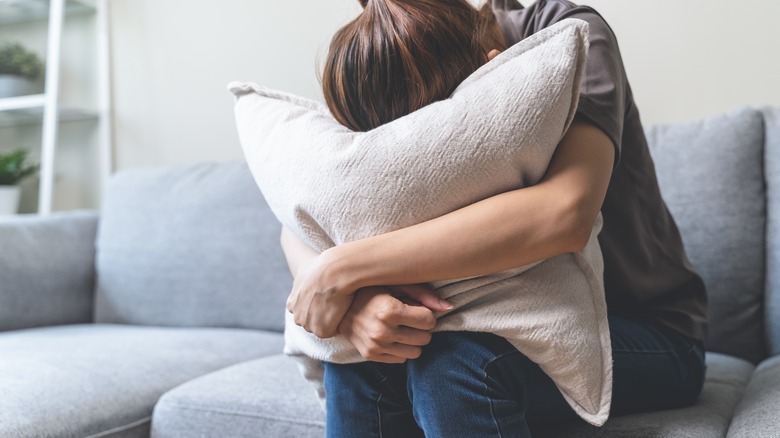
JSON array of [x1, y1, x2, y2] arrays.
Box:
[[281, 228, 359, 338], [339, 284, 452, 363], [286, 248, 357, 338]]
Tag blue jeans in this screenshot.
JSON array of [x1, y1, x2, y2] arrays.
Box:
[[322, 315, 706, 438]]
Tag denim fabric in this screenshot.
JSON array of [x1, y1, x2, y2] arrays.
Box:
[[323, 315, 706, 438]]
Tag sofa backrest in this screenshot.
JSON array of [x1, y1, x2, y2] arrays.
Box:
[[94, 161, 292, 333], [763, 107, 780, 357], [93, 108, 780, 358], [0, 212, 98, 331], [646, 107, 767, 363]]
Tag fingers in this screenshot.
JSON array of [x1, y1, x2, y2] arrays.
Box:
[[351, 338, 425, 363], [339, 288, 437, 363], [291, 289, 354, 339], [360, 341, 423, 363], [384, 302, 437, 331], [391, 284, 453, 312], [392, 325, 433, 347]]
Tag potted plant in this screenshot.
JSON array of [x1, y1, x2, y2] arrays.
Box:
[[0, 149, 38, 215], [0, 41, 44, 98]]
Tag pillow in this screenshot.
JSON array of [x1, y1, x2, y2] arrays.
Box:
[[230, 19, 611, 426]]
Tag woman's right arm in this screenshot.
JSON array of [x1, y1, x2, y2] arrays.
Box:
[[288, 120, 615, 338]]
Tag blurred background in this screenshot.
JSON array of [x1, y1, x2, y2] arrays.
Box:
[[1, 0, 779, 214]]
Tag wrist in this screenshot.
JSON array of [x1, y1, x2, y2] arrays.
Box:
[[321, 243, 368, 295]]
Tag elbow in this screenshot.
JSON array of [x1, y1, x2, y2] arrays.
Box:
[[558, 199, 597, 254], [566, 222, 592, 253]]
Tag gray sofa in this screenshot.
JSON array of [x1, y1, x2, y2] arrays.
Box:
[[1, 106, 778, 438]]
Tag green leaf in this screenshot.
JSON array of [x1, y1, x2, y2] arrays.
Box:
[[0, 149, 39, 185]]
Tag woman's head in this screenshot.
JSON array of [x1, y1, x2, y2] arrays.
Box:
[[322, 0, 506, 131]]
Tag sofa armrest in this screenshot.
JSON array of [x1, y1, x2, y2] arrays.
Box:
[[0, 211, 98, 332]]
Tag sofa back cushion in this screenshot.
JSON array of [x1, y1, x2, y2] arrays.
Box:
[[764, 107, 780, 356], [646, 107, 766, 363], [94, 161, 291, 332], [0, 212, 97, 331]]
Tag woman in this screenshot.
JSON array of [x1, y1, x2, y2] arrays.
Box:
[[281, 0, 708, 436]]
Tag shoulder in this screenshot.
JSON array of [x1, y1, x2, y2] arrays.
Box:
[[493, 0, 617, 46]]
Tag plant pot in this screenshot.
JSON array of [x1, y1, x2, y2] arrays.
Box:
[[0, 185, 21, 215], [0, 74, 42, 98]]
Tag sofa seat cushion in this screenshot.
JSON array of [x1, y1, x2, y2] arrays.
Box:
[[727, 354, 780, 437], [152, 352, 753, 438], [152, 354, 325, 438], [532, 353, 754, 437], [0, 324, 284, 438]]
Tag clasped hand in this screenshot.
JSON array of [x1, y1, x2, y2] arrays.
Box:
[[286, 251, 452, 363]]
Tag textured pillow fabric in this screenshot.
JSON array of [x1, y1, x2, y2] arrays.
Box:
[[231, 19, 611, 425]]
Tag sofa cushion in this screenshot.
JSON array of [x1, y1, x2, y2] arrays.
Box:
[[726, 354, 780, 437], [0, 324, 284, 438], [151, 352, 752, 438], [646, 108, 767, 363], [0, 211, 97, 332], [532, 352, 754, 438], [763, 107, 780, 356], [95, 161, 292, 332], [151, 354, 325, 438]]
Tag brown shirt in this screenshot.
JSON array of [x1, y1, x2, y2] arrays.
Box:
[[491, 0, 708, 341]]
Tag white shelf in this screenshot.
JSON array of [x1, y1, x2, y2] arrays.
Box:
[[0, 0, 93, 25], [0, 106, 98, 127], [0, 94, 47, 111], [0, 94, 98, 127], [0, 0, 111, 215]]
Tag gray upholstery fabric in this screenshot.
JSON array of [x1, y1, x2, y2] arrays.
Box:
[[94, 161, 291, 332], [151, 353, 755, 438], [0, 211, 97, 332], [646, 108, 767, 363], [151, 354, 325, 438], [727, 355, 780, 438], [533, 353, 754, 438], [764, 107, 780, 356], [0, 324, 283, 438]]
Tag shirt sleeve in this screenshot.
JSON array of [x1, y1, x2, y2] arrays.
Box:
[[559, 8, 627, 164], [497, 0, 628, 164]]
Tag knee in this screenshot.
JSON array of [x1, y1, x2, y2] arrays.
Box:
[[323, 361, 384, 404], [406, 331, 519, 397], [406, 332, 535, 435]]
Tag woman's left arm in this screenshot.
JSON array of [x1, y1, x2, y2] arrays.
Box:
[[289, 120, 615, 337]]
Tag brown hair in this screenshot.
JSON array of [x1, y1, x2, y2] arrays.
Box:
[[322, 0, 506, 131]]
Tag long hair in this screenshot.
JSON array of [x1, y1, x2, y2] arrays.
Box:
[[322, 0, 506, 132]]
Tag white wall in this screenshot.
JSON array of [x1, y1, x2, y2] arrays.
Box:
[[110, 0, 780, 171], [583, 0, 780, 124], [109, 0, 361, 170]]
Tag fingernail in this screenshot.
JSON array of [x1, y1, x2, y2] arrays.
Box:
[[439, 299, 454, 310]]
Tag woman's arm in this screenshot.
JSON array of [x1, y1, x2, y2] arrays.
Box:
[[280, 226, 318, 278], [281, 227, 451, 346], [289, 120, 615, 337]]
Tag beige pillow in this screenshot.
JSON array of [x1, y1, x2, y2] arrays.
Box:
[[230, 18, 611, 426]]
